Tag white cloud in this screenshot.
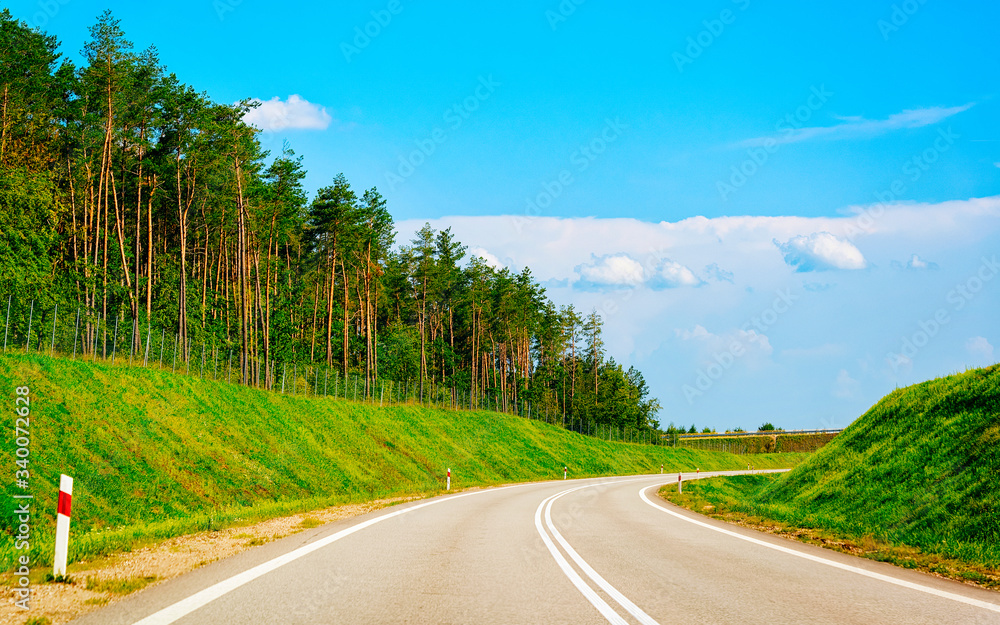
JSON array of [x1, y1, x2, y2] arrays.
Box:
[[775, 232, 867, 272], [740, 104, 973, 147], [575, 254, 645, 288], [891, 254, 939, 271], [469, 247, 505, 270], [676, 325, 712, 341], [243, 95, 333, 131], [676, 325, 773, 356], [704, 263, 734, 283], [966, 336, 995, 361], [651, 259, 702, 289], [573, 253, 701, 290]]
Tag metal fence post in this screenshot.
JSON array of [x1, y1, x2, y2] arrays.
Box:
[[49, 303, 58, 355], [92, 314, 100, 362], [129, 318, 136, 366], [110, 315, 120, 363], [3, 294, 10, 352], [72, 308, 80, 359], [24, 300, 34, 353]]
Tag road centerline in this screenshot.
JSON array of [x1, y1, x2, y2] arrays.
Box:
[[533, 476, 667, 625], [544, 485, 662, 625]]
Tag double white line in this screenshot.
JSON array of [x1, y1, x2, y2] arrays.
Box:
[[534, 480, 662, 625]]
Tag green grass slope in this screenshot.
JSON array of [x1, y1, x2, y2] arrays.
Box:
[[0, 353, 805, 571], [682, 365, 1000, 569]]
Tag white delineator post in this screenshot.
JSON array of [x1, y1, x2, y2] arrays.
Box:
[[446, 468, 451, 491], [660, 464, 663, 474], [563, 466, 567, 480], [678, 473, 682, 494], [53, 474, 73, 577]]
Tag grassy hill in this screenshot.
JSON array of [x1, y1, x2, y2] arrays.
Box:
[[665, 365, 1000, 576], [0, 353, 806, 571]]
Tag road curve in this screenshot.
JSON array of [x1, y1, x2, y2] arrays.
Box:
[[71, 472, 1000, 624]]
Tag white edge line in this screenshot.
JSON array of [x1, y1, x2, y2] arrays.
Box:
[[639, 485, 1000, 615], [545, 484, 661, 625], [132, 486, 518, 625]]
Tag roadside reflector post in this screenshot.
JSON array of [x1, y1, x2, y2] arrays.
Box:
[[564, 466, 567, 480], [54, 474, 73, 577], [660, 464, 663, 474], [447, 468, 451, 491], [678, 473, 682, 495]]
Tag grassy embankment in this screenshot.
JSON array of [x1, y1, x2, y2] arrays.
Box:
[[0, 353, 807, 572], [662, 365, 1000, 587]]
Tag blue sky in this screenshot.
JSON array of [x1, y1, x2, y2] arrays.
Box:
[[12, 0, 999, 430]]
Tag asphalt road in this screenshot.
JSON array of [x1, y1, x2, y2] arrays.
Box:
[[72, 472, 1000, 624]]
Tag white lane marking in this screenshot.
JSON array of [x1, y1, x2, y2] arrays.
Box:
[[131, 486, 521, 625], [534, 489, 631, 625], [543, 487, 661, 625], [639, 485, 1000, 615]]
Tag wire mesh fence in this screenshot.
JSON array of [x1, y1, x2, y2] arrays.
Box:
[[1, 295, 664, 445]]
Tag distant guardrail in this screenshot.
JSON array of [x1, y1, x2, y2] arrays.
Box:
[[671, 428, 844, 440]]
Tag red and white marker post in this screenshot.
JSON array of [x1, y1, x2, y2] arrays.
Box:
[[563, 466, 567, 480], [660, 464, 663, 474], [53, 474, 73, 577], [446, 468, 451, 491], [677, 473, 682, 494]]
